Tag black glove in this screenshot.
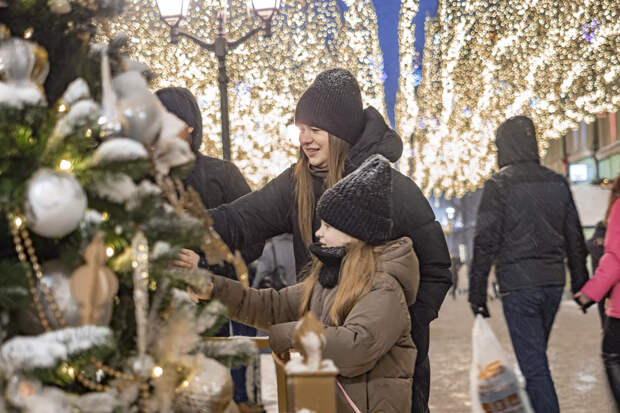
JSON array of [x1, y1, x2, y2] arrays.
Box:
[[574, 296, 596, 314], [471, 303, 490, 318]]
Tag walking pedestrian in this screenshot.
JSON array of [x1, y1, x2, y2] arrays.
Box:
[[468, 115, 589, 413], [575, 174, 620, 410]]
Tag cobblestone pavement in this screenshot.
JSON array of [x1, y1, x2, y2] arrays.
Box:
[[428, 294, 615, 413]]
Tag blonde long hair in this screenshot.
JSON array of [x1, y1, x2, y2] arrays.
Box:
[[294, 134, 350, 247], [298, 240, 376, 325]]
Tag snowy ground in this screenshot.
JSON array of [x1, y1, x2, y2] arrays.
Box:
[[428, 293, 615, 412], [257, 293, 615, 412]]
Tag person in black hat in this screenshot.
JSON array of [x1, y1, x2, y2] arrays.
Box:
[[177, 69, 452, 413], [189, 155, 419, 412]]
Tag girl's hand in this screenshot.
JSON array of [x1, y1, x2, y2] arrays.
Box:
[[574, 291, 594, 307], [174, 248, 200, 269], [187, 283, 213, 303]]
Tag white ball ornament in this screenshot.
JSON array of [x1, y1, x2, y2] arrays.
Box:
[[25, 169, 87, 238], [173, 355, 234, 413]]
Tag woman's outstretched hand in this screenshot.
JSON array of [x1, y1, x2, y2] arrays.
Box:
[[187, 284, 213, 303], [174, 248, 200, 269]]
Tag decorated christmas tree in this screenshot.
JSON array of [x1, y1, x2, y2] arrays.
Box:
[[0, 1, 255, 411]]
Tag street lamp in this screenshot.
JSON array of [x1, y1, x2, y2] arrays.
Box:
[[156, 0, 280, 161]]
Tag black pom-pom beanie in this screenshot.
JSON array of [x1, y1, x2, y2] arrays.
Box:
[[317, 154, 393, 245]]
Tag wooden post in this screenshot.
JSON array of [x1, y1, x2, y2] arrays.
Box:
[[286, 370, 339, 413]]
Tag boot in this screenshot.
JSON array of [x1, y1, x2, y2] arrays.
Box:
[[603, 352, 620, 410]]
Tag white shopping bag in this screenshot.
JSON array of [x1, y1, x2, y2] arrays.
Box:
[[470, 315, 533, 413]]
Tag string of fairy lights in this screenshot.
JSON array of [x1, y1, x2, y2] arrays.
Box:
[[399, 0, 619, 199], [96, 0, 386, 187]]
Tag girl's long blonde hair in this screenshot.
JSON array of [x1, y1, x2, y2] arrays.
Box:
[[294, 134, 350, 247], [298, 240, 376, 325]]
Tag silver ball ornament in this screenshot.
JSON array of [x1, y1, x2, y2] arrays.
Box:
[[17, 260, 83, 334], [118, 93, 162, 145], [25, 169, 86, 238], [173, 355, 234, 413], [0, 38, 49, 86], [113, 72, 162, 145], [5, 375, 42, 408]]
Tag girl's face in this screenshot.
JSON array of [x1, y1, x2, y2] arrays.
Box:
[[298, 123, 330, 168], [315, 220, 354, 248]]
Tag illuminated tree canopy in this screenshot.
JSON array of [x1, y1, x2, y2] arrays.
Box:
[[397, 0, 619, 198], [97, 0, 386, 186]]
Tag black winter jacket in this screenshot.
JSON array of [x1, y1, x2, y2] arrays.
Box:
[[469, 123, 589, 306], [185, 154, 252, 209], [210, 107, 452, 324]]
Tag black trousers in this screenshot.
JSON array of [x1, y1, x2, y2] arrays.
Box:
[[410, 310, 431, 413], [603, 316, 620, 411]]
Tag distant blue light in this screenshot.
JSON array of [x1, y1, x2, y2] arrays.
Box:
[[412, 68, 422, 87], [582, 19, 599, 43]]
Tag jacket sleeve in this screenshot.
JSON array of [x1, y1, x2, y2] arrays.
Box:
[[209, 167, 294, 263], [211, 274, 305, 331], [393, 173, 452, 324], [563, 183, 589, 293], [581, 201, 620, 301], [223, 162, 265, 263], [469, 179, 504, 306], [223, 162, 252, 203], [321, 283, 409, 377]]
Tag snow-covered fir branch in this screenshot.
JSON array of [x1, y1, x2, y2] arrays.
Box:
[[61, 78, 91, 106], [0, 83, 45, 109], [53, 99, 100, 139], [91, 173, 137, 204], [0, 326, 113, 376], [91, 138, 148, 165], [197, 337, 258, 368]]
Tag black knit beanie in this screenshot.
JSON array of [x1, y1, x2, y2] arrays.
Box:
[[155, 87, 203, 153], [317, 154, 392, 245], [294, 68, 364, 145]]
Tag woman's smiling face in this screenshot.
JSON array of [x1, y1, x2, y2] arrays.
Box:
[[297, 123, 330, 168]]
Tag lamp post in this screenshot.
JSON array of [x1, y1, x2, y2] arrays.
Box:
[[156, 0, 280, 161]]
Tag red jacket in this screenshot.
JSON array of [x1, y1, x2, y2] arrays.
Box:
[[582, 199, 620, 318]]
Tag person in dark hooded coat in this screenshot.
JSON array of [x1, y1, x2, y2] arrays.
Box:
[[156, 87, 263, 265], [469, 115, 589, 413], [176, 68, 452, 413], [155, 87, 252, 211], [155, 87, 261, 405]]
